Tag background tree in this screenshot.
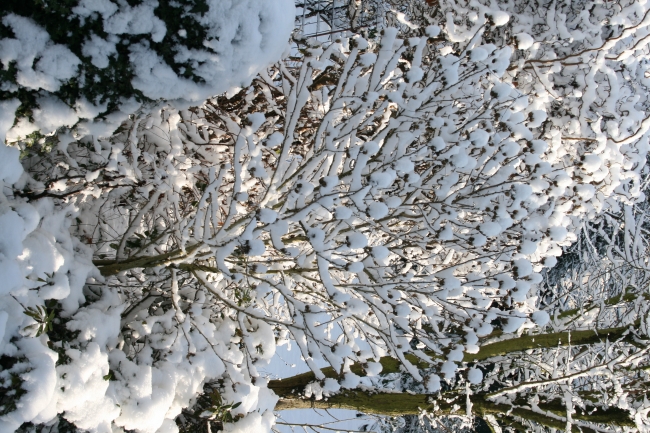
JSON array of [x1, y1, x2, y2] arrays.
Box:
[[0, 0, 293, 138]]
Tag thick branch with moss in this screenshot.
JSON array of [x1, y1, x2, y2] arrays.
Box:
[[269, 325, 639, 429], [269, 323, 636, 398], [272, 389, 633, 430]]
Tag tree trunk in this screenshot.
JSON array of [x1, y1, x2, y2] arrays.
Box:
[[272, 387, 634, 430], [269, 322, 635, 398], [269, 325, 637, 429]]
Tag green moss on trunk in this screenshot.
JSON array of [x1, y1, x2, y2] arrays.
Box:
[[465, 323, 636, 362], [274, 391, 633, 430]]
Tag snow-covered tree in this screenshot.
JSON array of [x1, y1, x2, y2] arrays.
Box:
[[2, 0, 650, 432], [0, 0, 294, 140], [270, 193, 650, 431]]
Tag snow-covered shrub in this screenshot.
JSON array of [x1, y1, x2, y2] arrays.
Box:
[[0, 127, 99, 431], [0, 0, 294, 138], [3, 0, 650, 431]]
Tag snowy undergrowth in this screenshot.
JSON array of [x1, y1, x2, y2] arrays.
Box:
[[0, 111, 101, 431], [0, 114, 276, 432]]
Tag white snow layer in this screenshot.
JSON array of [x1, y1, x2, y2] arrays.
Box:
[[467, 367, 483, 384], [130, 0, 295, 101], [0, 147, 100, 431], [0, 14, 80, 93], [1, 0, 295, 138]]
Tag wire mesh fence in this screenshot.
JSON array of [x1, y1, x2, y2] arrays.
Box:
[[296, 0, 350, 41], [293, 0, 432, 44], [294, 0, 389, 42]]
